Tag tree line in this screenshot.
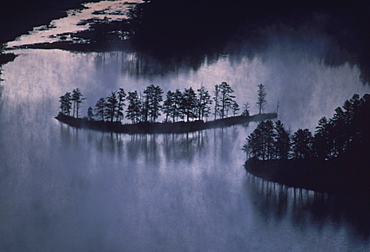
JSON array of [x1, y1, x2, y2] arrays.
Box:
[[243, 94, 370, 161], [59, 83, 268, 124]]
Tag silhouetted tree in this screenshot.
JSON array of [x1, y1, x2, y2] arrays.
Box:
[[143, 84, 163, 122], [174, 89, 184, 121], [218, 82, 235, 118], [196, 86, 212, 121], [126, 91, 142, 124], [244, 93, 370, 163], [163, 89, 184, 122], [241, 102, 250, 117], [231, 100, 240, 116], [213, 84, 220, 119], [274, 120, 290, 159], [313, 117, 332, 159], [59, 92, 72, 116], [244, 120, 275, 160], [71, 88, 85, 118], [256, 84, 266, 114], [292, 129, 313, 159], [181, 87, 197, 122], [87, 106, 94, 121], [163, 90, 176, 122], [244, 127, 262, 159], [105, 91, 118, 122], [116, 88, 126, 122], [94, 97, 106, 121]]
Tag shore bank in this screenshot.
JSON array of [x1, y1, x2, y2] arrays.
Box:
[[245, 157, 370, 201], [56, 112, 277, 134]]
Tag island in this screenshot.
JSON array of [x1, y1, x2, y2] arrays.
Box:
[[56, 83, 276, 134], [56, 112, 277, 134]]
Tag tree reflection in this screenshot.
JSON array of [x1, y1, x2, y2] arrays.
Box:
[[59, 125, 246, 167], [163, 131, 208, 163], [246, 176, 370, 241]]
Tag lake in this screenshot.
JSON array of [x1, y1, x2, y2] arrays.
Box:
[[1, 12, 370, 252]]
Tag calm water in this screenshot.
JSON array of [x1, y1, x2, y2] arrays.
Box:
[[1, 36, 370, 251]]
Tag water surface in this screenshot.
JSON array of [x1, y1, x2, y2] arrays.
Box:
[[0, 33, 369, 251]]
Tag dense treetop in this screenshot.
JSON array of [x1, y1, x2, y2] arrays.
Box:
[[59, 82, 255, 124], [244, 93, 370, 162]]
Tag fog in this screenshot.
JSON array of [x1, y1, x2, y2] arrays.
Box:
[[1, 31, 370, 251]]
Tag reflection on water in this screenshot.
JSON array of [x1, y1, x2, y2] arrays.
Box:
[[1, 31, 370, 250], [246, 174, 370, 243], [59, 123, 241, 164]]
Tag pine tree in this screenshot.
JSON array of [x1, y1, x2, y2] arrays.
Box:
[[126, 91, 142, 124], [231, 101, 240, 116], [116, 88, 126, 122], [174, 89, 184, 121], [182, 87, 197, 122], [87, 106, 94, 121], [213, 84, 220, 119], [292, 129, 313, 159], [59, 92, 72, 116], [71, 88, 85, 118], [94, 97, 106, 121], [196, 86, 212, 121], [274, 120, 290, 159], [163, 90, 176, 122], [143, 84, 163, 122], [105, 91, 118, 122], [241, 102, 250, 117], [256, 84, 266, 114], [218, 82, 235, 118]]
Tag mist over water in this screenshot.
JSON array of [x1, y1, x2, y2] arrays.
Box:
[[1, 31, 370, 251]]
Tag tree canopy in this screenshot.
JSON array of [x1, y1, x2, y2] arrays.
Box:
[[244, 94, 370, 162]]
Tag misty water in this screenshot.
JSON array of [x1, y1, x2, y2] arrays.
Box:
[[1, 35, 370, 251]]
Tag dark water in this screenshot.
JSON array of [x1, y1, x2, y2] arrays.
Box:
[[0, 37, 369, 251]]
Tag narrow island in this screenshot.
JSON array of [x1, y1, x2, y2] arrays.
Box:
[[56, 82, 277, 134], [243, 93, 370, 200]]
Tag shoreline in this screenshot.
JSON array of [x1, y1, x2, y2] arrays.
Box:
[[55, 112, 277, 134], [245, 157, 370, 201]]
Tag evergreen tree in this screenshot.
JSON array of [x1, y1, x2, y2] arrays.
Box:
[[256, 84, 266, 114], [71, 88, 85, 118], [59, 92, 72, 116], [292, 129, 313, 159], [231, 100, 240, 116], [196, 86, 212, 121], [313, 117, 332, 159], [213, 84, 220, 119], [218, 82, 235, 118], [126, 91, 142, 124], [143, 84, 163, 122], [174, 89, 184, 121], [274, 120, 290, 159], [241, 102, 250, 117], [163, 90, 176, 122], [94, 97, 106, 121], [87, 106, 94, 121], [116, 88, 127, 122], [181, 87, 198, 122], [244, 120, 275, 160], [105, 91, 118, 122]]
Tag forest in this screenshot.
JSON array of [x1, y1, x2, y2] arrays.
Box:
[[244, 93, 370, 161], [244, 93, 370, 197], [59, 82, 256, 124]]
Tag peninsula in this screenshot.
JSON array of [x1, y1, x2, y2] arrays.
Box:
[[243, 94, 370, 200]]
